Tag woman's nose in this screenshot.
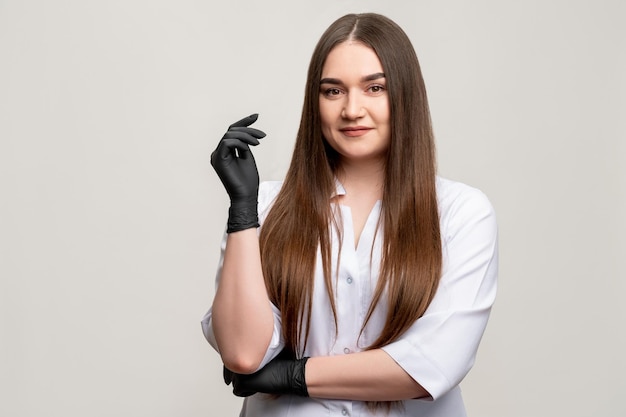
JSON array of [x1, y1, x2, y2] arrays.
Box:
[[341, 92, 365, 120]]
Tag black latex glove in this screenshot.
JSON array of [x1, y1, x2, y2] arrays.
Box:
[[210, 114, 266, 233], [223, 350, 310, 397]]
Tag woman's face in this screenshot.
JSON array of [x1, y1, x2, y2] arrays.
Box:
[[319, 41, 391, 164]]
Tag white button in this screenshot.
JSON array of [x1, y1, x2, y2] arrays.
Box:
[[343, 347, 351, 354], [346, 277, 353, 284], [342, 409, 348, 416]]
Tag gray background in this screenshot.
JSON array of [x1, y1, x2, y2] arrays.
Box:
[[1, 0, 624, 416]]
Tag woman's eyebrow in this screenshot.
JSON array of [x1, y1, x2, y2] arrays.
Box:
[[361, 72, 385, 82], [319, 77, 342, 85], [320, 72, 386, 85]]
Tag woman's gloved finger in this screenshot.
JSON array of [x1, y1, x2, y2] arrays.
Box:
[[222, 130, 264, 145], [228, 126, 266, 138], [228, 113, 259, 129], [223, 366, 234, 385]]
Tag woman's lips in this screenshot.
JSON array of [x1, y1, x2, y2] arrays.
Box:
[[339, 127, 372, 137]]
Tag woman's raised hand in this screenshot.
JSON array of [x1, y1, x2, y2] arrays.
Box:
[[211, 114, 266, 233]]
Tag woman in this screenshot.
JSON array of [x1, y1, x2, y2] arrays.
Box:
[[203, 12, 498, 417]]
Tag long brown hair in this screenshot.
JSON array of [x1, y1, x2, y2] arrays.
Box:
[[259, 13, 442, 356]]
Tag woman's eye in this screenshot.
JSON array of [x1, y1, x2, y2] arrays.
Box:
[[324, 88, 341, 96], [368, 85, 385, 93]]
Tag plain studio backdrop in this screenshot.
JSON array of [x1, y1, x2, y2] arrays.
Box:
[[1, 0, 624, 416]]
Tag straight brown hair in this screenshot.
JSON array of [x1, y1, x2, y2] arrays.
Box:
[[259, 13, 442, 357]]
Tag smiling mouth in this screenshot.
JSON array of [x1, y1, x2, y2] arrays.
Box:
[[339, 127, 372, 137]]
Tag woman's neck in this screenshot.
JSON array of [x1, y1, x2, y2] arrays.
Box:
[[336, 157, 385, 199], [334, 158, 385, 247]]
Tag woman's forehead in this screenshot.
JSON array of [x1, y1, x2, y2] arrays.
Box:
[[321, 41, 383, 79]]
